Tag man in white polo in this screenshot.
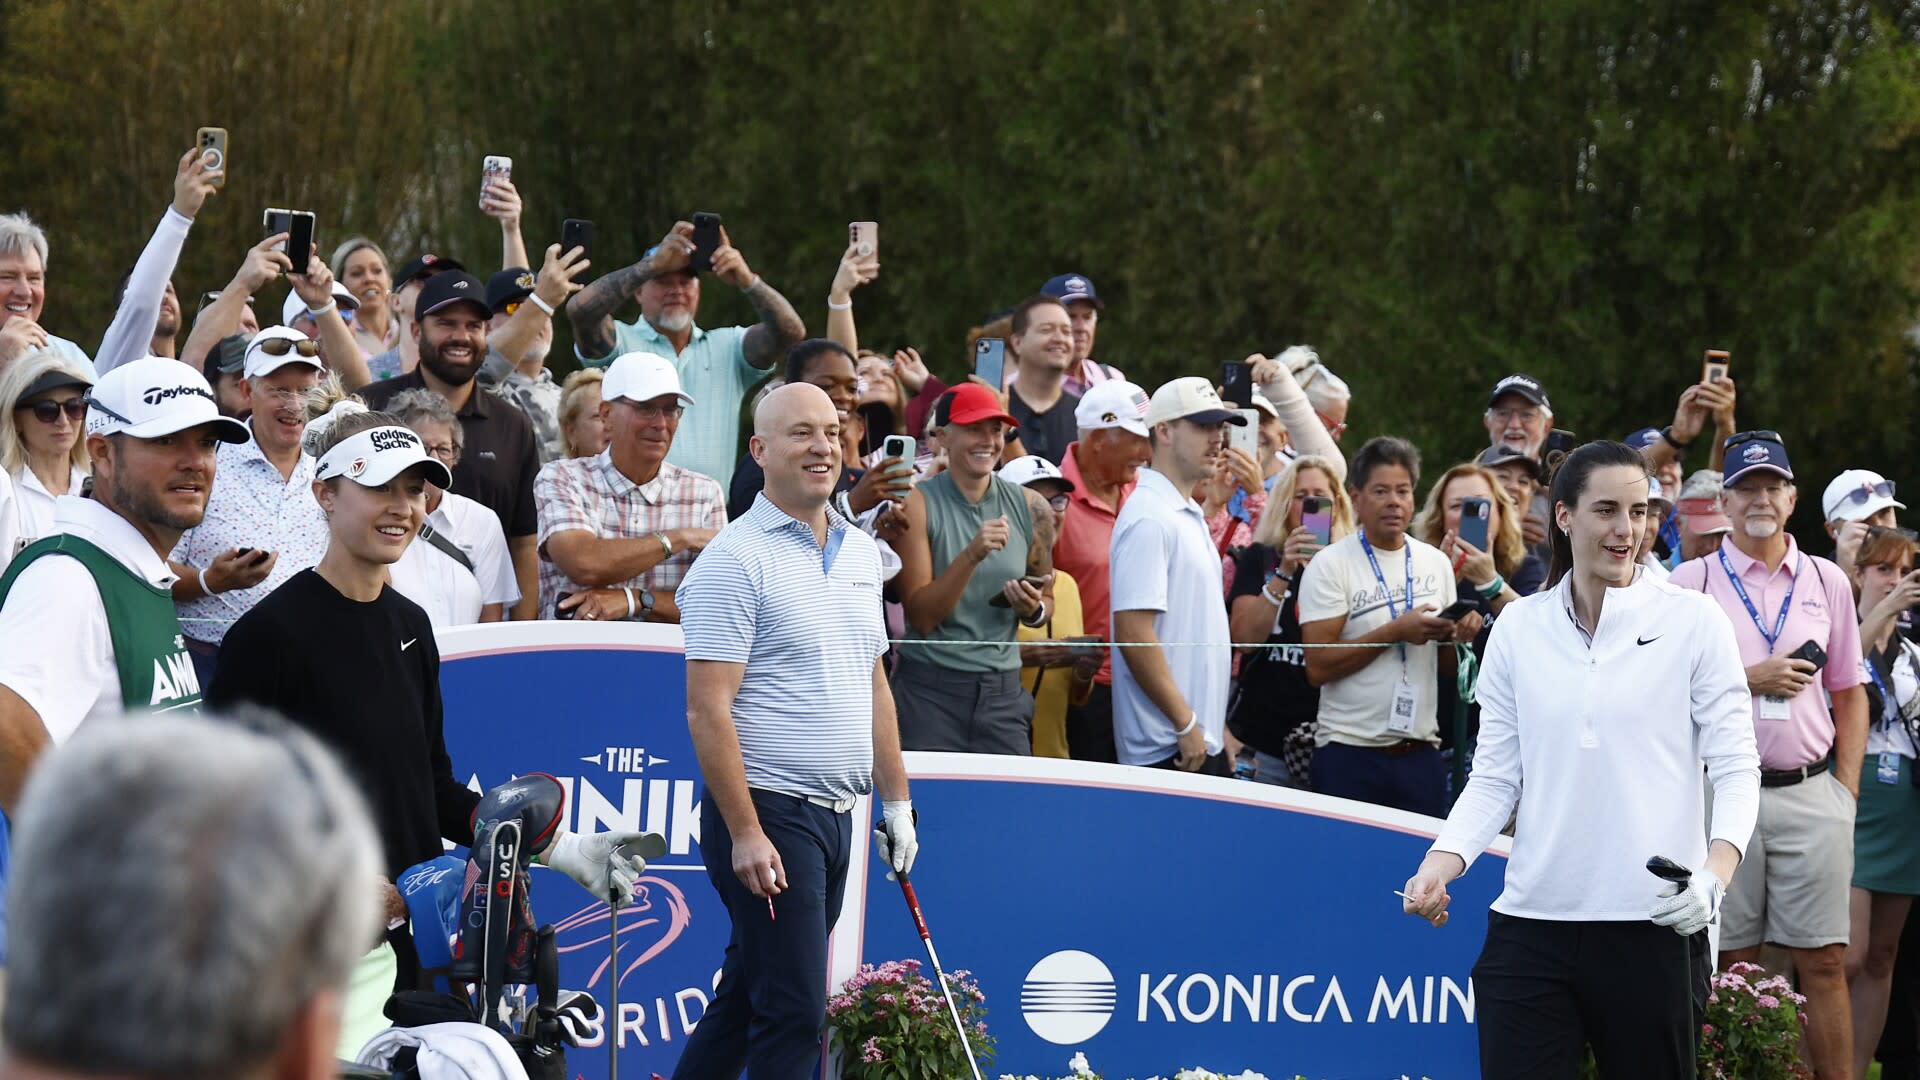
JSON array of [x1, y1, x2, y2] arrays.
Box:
[[1109, 377, 1248, 774], [0, 356, 246, 953], [169, 327, 331, 678]]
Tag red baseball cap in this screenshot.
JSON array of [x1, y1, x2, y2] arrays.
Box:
[[936, 383, 1019, 428]]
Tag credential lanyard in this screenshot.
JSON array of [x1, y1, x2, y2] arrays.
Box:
[[1360, 532, 1413, 666], [1717, 548, 1799, 653], [1865, 652, 1902, 729]]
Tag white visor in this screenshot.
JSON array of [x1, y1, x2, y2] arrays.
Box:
[[314, 425, 453, 489]]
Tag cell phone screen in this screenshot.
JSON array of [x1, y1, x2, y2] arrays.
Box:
[[286, 212, 316, 273], [974, 339, 1006, 389], [689, 212, 722, 274]]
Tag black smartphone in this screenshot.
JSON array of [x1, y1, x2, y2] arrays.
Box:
[[1221, 361, 1254, 409], [234, 547, 253, 558], [988, 575, 1049, 609], [1437, 599, 1478, 621], [561, 218, 593, 265], [1457, 496, 1491, 553], [554, 591, 574, 620], [1543, 429, 1577, 462], [263, 207, 293, 241], [689, 211, 723, 274], [1788, 639, 1828, 672], [268, 210, 316, 275]]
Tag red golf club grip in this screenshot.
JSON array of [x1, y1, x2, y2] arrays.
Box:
[[899, 875, 932, 941]]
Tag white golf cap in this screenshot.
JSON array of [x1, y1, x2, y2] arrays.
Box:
[[314, 424, 453, 489], [280, 282, 359, 327], [243, 326, 323, 379], [85, 356, 249, 443], [602, 353, 695, 407], [1073, 379, 1150, 438], [1146, 377, 1248, 429], [999, 454, 1075, 492], [1823, 468, 1905, 523], [1248, 388, 1279, 420]]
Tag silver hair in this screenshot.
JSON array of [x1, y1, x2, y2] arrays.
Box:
[[1297, 363, 1352, 413], [3, 709, 382, 1075], [0, 211, 50, 267], [386, 387, 465, 458]]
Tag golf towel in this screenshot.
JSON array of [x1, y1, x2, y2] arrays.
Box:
[[356, 1021, 528, 1080]]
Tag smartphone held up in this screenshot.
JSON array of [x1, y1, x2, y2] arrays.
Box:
[[1702, 349, 1730, 384], [196, 127, 228, 189], [480, 155, 511, 210], [262, 208, 317, 273]]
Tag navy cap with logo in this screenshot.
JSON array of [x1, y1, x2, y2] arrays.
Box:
[[414, 271, 490, 321], [1476, 444, 1545, 483], [1624, 427, 1663, 452], [1487, 373, 1550, 411], [393, 253, 466, 287], [485, 268, 537, 314], [1040, 272, 1105, 310], [1721, 431, 1794, 487]]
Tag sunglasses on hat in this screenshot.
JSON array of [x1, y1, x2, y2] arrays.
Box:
[[1723, 429, 1783, 450], [256, 337, 321, 359], [17, 399, 87, 424], [1837, 479, 1897, 508]]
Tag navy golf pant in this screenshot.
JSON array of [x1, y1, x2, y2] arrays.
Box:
[[672, 788, 852, 1080]]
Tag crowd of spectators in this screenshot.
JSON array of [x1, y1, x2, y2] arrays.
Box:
[[0, 144, 1916, 1077]]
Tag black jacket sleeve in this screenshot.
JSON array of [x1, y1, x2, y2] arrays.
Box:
[[420, 634, 480, 846]]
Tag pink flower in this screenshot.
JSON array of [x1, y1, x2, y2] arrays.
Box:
[[1701, 1023, 1715, 1035], [861, 1036, 882, 1063], [878, 993, 897, 1006], [1758, 994, 1780, 1009]]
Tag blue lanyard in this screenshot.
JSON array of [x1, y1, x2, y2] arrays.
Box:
[[1866, 652, 1903, 729], [1716, 548, 1800, 653], [1360, 532, 1413, 665]]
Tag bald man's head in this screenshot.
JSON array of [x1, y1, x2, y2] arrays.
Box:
[[752, 382, 843, 510]]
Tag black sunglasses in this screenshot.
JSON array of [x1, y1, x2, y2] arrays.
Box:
[[17, 399, 87, 424], [254, 337, 321, 358], [1723, 430, 1784, 450]]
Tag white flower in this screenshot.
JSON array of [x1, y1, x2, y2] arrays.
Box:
[[1067, 1052, 1094, 1077]]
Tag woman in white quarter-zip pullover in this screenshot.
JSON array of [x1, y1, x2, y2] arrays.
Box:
[[1400, 440, 1761, 1080]]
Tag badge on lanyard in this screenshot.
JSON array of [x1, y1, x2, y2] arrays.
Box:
[[1759, 695, 1792, 722], [1388, 680, 1420, 735], [1880, 752, 1902, 786]]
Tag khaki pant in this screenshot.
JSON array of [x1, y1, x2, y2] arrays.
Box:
[[1721, 772, 1856, 950]]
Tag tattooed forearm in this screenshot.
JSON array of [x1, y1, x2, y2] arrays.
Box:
[[565, 257, 657, 360], [739, 277, 808, 370]]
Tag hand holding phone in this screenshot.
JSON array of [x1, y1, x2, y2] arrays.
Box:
[[689, 212, 723, 274], [1221, 361, 1254, 409], [561, 218, 594, 265], [480, 155, 512, 211], [196, 127, 228, 190], [1702, 349, 1731, 384], [1437, 599, 1479, 622], [849, 221, 878, 260], [1301, 496, 1334, 548], [1457, 497, 1491, 554]]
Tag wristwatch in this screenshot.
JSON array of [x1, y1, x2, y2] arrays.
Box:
[[638, 588, 656, 617]]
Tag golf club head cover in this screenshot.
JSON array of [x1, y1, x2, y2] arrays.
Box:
[[396, 855, 466, 977], [449, 819, 541, 1018], [470, 773, 566, 859]]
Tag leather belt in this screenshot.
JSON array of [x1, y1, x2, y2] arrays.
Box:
[[1760, 759, 1830, 788], [756, 788, 858, 814]]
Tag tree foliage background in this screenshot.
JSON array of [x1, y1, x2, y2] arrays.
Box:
[[3, 0, 1919, 537]]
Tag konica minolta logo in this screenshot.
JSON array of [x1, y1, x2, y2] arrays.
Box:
[[142, 384, 213, 406], [1022, 950, 1117, 1044]]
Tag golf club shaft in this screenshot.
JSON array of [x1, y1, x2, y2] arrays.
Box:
[[608, 890, 619, 1080], [899, 876, 986, 1080]]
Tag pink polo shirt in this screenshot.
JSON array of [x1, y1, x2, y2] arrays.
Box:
[[1668, 535, 1863, 769], [1055, 442, 1136, 686]]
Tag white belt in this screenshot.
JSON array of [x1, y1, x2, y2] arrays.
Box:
[[756, 788, 857, 814]]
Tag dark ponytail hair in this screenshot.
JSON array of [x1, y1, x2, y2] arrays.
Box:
[[1545, 440, 1650, 587]]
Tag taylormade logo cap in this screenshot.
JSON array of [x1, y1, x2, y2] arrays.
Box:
[[85, 356, 249, 444]]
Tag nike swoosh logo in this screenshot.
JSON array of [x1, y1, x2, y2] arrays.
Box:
[[401, 638, 417, 651], [1637, 635, 1661, 646]]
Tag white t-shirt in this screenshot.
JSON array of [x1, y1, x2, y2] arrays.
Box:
[[1108, 468, 1231, 765], [0, 464, 87, 570], [388, 491, 519, 627], [1866, 639, 1920, 759], [0, 497, 179, 741], [1297, 530, 1457, 746]]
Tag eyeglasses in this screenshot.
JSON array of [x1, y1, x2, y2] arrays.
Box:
[[18, 399, 86, 424], [1723, 430, 1783, 450], [254, 337, 320, 359], [1316, 411, 1347, 441], [424, 442, 458, 464], [622, 401, 684, 421], [1489, 406, 1543, 425], [1046, 493, 1070, 512], [1836, 479, 1897, 508], [257, 386, 316, 407]]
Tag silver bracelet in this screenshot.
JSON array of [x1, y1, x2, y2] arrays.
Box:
[[656, 532, 673, 557], [528, 293, 556, 317]]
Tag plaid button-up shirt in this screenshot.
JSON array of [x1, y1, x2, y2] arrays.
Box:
[[534, 449, 727, 618]]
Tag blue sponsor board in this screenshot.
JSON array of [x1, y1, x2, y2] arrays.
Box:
[[435, 625, 1501, 1078]]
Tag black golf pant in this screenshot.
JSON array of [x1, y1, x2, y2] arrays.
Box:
[[672, 789, 852, 1080], [1473, 912, 1709, 1079]]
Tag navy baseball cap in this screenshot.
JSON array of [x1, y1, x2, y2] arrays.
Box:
[[1722, 431, 1794, 486], [414, 271, 490, 320], [393, 253, 466, 286], [1487, 373, 1550, 410], [1477, 444, 1544, 483], [1625, 427, 1663, 452], [486, 268, 536, 314], [1040, 273, 1104, 310]]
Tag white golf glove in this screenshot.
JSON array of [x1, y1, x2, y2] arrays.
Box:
[[873, 800, 918, 880], [542, 830, 664, 908], [1649, 872, 1723, 937]]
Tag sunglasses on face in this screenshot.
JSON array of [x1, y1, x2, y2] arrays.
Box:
[[1045, 493, 1070, 512], [254, 337, 321, 359], [1723, 429, 1784, 450], [18, 399, 86, 424]]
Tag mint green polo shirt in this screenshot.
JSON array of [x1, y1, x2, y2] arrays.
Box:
[[579, 318, 762, 489]]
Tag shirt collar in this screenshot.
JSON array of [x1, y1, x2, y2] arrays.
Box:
[[235, 424, 316, 477], [13, 464, 81, 499], [635, 318, 707, 345], [50, 496, 177, 588], [1719, 533, 1801, 579], [744, 491, 851, 537], [1135, 466, 1201, 517], [590, 447, 673, 504], [1061, 441, 1134, 514]]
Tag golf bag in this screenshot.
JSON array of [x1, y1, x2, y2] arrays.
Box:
[[364, 774, 597, 1080]]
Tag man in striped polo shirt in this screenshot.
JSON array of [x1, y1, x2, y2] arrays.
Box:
[[675, 382, 917, 1078]]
